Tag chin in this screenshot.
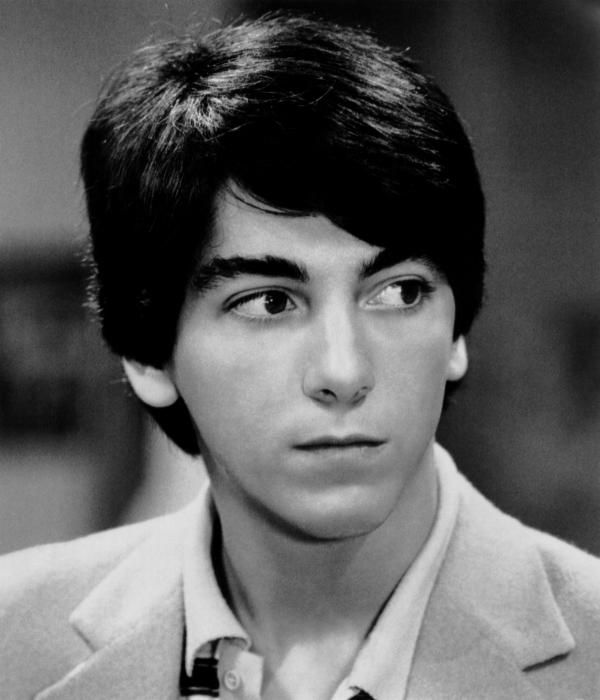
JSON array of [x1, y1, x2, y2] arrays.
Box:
[[276, 490, 395, 543], [302, 516, 388, 543]]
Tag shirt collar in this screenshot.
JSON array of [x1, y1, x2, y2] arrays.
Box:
[[183, 443, 461, 697], [182, 480, 249, 675], [340, 443, 461, 700]]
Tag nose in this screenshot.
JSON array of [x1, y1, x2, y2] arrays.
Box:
[[302, 309, 375, 407]]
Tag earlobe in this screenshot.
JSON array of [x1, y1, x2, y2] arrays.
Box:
[[446, 335, 468, 381], [122, 359, 179, 408]]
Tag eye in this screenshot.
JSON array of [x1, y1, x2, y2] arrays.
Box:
[[367, 278, 433, 309], [229, 290, 296, 319]]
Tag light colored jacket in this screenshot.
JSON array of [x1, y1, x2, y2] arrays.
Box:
[[1, 473, 600, 699]]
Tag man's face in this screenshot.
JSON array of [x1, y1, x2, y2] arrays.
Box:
[[166, 189, 466, 541]]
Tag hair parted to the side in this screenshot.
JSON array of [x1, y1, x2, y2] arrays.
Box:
[[81, 11, 486, 455]]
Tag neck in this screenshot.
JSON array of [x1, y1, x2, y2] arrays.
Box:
[[211, 447, 439, 655]]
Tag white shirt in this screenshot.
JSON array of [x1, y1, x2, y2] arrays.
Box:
[[181, 444, 461, 700]]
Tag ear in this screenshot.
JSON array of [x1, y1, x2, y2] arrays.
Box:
[[446, 335, 468, 381], [122, 359, 179, 408]]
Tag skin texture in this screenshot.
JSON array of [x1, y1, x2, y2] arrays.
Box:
[[123, 186, 468, 698], [129, 187, 467, 543]]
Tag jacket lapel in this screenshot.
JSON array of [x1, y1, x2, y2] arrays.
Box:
[[36, 504, 195, 700], [407, 474, 574, 699], [34, 467, 578, 699]]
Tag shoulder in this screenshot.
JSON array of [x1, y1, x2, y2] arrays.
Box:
[[520, 526, 600, 695], [527, 524, 600, 631], [0, 515, 168, 645], [0, 515, 180, 695], [0, 517, 157, 602], [459, 472, 600, 605], [454, 473, 600, 693], [456, 467, 600, 565]]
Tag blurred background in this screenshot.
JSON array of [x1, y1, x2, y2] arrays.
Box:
[[1, 0, 599, 554]]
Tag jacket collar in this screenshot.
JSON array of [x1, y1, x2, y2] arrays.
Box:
[[407, 468, 574, 698], [35, 503, 197, 700], [36, 465, 575, 700]]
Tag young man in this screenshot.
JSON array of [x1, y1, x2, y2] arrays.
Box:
[[2, 13, 600, 700]]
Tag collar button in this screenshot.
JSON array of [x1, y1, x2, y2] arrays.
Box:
[[223, 668, 242, 691]]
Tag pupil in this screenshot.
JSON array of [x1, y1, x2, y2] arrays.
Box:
[[265, 292, 287, 314], [400, 281, 420, 305]]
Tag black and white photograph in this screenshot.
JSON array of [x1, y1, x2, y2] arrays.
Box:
[[1, 1, 599, 698]]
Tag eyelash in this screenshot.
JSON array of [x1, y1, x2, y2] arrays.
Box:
[[366, 278, 435, 310], [227, 289, 296, 322], [226, 277, 435, 321]]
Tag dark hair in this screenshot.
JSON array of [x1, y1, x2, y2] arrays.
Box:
[[81, 12, 485, 455]]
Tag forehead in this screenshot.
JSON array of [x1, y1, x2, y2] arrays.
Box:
[[208, 188, 383, 265]]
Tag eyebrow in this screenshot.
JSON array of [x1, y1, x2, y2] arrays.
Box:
[[191, 255, 309, 293], [191, 250, 439, 293], [358, 248, 438, 280]]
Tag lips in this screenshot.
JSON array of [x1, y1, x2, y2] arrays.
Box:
[[295, 434, 386, 450]]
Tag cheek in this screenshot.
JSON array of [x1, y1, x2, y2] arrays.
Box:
[[172, 327, 295, 439], [377, 321, 455, 392]]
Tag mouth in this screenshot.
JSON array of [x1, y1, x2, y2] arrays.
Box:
[[295, 435, 386, 451]]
